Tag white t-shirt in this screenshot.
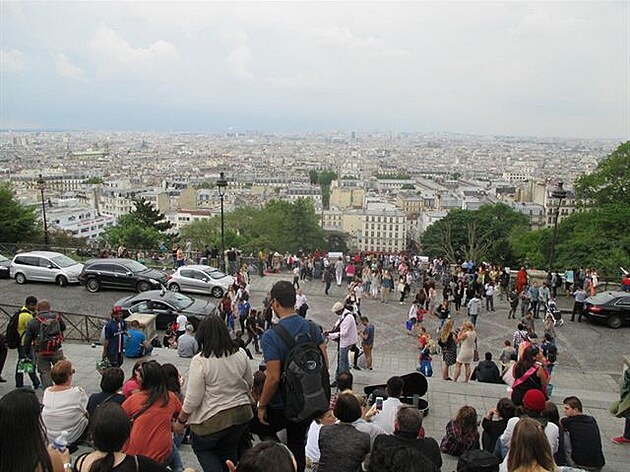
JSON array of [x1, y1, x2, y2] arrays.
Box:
[[176, 314, 188, 331], [371, 397, 403, 434], [499, 416, 559, 472], [305, 421, 323, 462], [42, 387, 89, 444]]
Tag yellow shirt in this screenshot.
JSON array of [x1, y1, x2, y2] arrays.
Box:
[[17, 307, 34, 347]]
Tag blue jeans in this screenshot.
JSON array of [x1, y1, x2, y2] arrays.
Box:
[[192, 423, 247, 472], [469, 314, 478, 326], [337, 346, 350, 376], [168, 436, 183, 472], [15, 346, 40, 388]]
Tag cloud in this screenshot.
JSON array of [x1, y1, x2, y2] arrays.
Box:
[[221, 30, 254, 82], [1, 48, 27, 74], [87, 23, 178, 78], [308, 26, 410, 58], [53, 53, 85, 80]]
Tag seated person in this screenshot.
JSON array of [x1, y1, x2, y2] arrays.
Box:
[[329, 371, 354, 409], [124, 320, 154, 358], [440, 405, 480, 456], [370, 405, 442, 471], [122, 360, 143, 398], [481, 397, 515, 454], [371, 376, 405, 434], [318, 393, 370, 472], [74, 402, 169, 472], [499, 340, 517, 365], [176, 324, 199, 358], [41, 360, 89, 446], [471, 352, 503, 384], [87, 367, 126, 416]]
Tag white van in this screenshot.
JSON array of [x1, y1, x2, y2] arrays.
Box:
[[10, 251, 84, 286]]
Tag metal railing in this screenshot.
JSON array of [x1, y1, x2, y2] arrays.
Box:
[[0, 304, 108, 344]]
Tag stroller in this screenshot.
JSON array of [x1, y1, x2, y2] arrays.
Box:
[[545, 299, 564, 327]]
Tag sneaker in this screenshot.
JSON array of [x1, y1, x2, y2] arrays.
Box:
[[611, 436, 630, 444]]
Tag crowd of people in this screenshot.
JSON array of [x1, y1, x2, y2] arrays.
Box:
[[1, 252, 628, 472]]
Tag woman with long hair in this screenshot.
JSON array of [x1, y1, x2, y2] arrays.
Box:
[[173, 314, 253, 472], [440, 405, 480, 456], [511, 345, 548, 406], [452, 321, 477, 383], [438, 319, 457, 381], [505, 417, 556, 472], [74, 402, 168, 472], [0, 388, 69, 472], [121, 360, 182, 465]]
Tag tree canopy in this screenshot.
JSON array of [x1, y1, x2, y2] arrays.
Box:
[[574, 141, 630, 206], [420, 203, 529, 266], [0, 184, 41, 243]]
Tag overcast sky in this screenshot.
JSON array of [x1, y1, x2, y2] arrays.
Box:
[[1, 0, 628, 138]]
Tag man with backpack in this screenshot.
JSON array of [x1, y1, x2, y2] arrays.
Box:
[[23, 299, 66, 388], [257, 281, 330, 472], [12, 296, 41, 388]]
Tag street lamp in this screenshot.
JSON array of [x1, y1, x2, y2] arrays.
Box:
[[216, 172, 228, 272], [37, 174, 49, 246], [548, 181, 568, 271]]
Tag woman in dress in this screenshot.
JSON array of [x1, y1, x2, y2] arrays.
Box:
[[452, 321, 477, 383], [438, 320, 457, 381], [172, 314, 254, 472], [0, 388, 70, 472], [41, 359, 89, 446]]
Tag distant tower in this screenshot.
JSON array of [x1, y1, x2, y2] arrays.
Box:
[[351, 130, 357, 141]]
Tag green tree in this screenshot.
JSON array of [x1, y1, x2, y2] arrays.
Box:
[[574, 141, 630, 206], [401, 183, 415, 190], [130, 198, 174, 232], [101, 214, 162, 249], [0, 184, 40, 243], [421, 203, 529, 265], [179, 219, 219, 250]]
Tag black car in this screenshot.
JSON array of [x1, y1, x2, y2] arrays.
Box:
[[114, 290, 216, 329], [0, 254, 10, 279], [79, 258, 168, 293], [584, 291, 630, 329]]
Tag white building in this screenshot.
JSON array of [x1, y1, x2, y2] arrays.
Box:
[[46, 207, 115, 239]]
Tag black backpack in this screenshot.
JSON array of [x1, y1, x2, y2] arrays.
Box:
[[272, 321, 331, 423], [457, 449, 500, 472], [5, 310, 22, 349]]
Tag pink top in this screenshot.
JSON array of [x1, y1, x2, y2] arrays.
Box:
[[122, 378, 141, 398]]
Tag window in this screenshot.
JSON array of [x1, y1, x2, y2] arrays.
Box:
[[15, 256, 39, 266]]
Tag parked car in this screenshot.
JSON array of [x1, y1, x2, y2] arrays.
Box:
[[584, 291, 630, 329], [10, 251, 84, 286], [167, 265, 234, 298], [79, 258, 168, 293], [114, 290, 216, 329], [0, 254, 11, 279]]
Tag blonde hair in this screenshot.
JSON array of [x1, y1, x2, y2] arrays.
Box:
[[439, 319, 454, 343], [463, 320, 475, 332]]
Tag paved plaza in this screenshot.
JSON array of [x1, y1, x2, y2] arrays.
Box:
[[0, 272, 628, 470]]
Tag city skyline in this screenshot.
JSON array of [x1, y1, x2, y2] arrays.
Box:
[[1, 1, 628, 139]]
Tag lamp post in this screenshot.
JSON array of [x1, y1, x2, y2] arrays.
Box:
[[216, 172, 228, 272], [37, 174, 49, 246], [548, 181, 568, 271]]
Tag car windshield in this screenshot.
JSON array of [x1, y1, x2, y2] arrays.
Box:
[[0, 255, 8, 262], [203, 270, 228, 280], [51, 255, 79, 268], [123, 260, 151, 273], [587, 293, 615, 304], [167, 293, 195, 310]]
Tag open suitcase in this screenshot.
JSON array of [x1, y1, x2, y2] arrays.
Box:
[[364, 371, 429, 416]]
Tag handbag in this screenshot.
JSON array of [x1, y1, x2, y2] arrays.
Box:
[[473, 338, 479, 362]]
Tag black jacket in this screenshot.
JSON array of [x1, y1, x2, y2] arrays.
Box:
[[471, 360, 503, 384], [369, 431, 442, 472], [560, 414, 605, 468]]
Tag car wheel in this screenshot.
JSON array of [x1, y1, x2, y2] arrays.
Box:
[[169, 283, 181, 292], [607, 315, 622, 329], [15, 273, 26, 284], [86, 278, 100, 293], [137, 281, 151, 292], [211, 286, 224, 298], [56, 275, 68, 287]]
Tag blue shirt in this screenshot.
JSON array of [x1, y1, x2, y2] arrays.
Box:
[[262, 314, 325, 408], [124, 329, 145, 358]]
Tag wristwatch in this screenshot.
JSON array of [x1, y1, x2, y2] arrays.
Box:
[[176, 417, 187, 425], [256, 402, 267, 409]]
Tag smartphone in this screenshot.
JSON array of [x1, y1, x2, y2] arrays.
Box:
[[375, 396, 383, 411]]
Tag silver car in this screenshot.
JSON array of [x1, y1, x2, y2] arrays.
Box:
[[10, 251, 84, 286], [167, 265, 234, 298]]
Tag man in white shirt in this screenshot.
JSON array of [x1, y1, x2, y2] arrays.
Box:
[[326, 302, 358, 378], [175, 313, 188, 338], [371, 376, 405, 434], [295, 288, 308, 317]]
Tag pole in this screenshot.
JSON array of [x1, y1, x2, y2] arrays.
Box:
[[220, 193, 225, 273], [38, 176, 49, 246], [548, 198, 563, 271]]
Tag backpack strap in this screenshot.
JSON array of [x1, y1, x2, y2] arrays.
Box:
[[272, 323, 296, 350]]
